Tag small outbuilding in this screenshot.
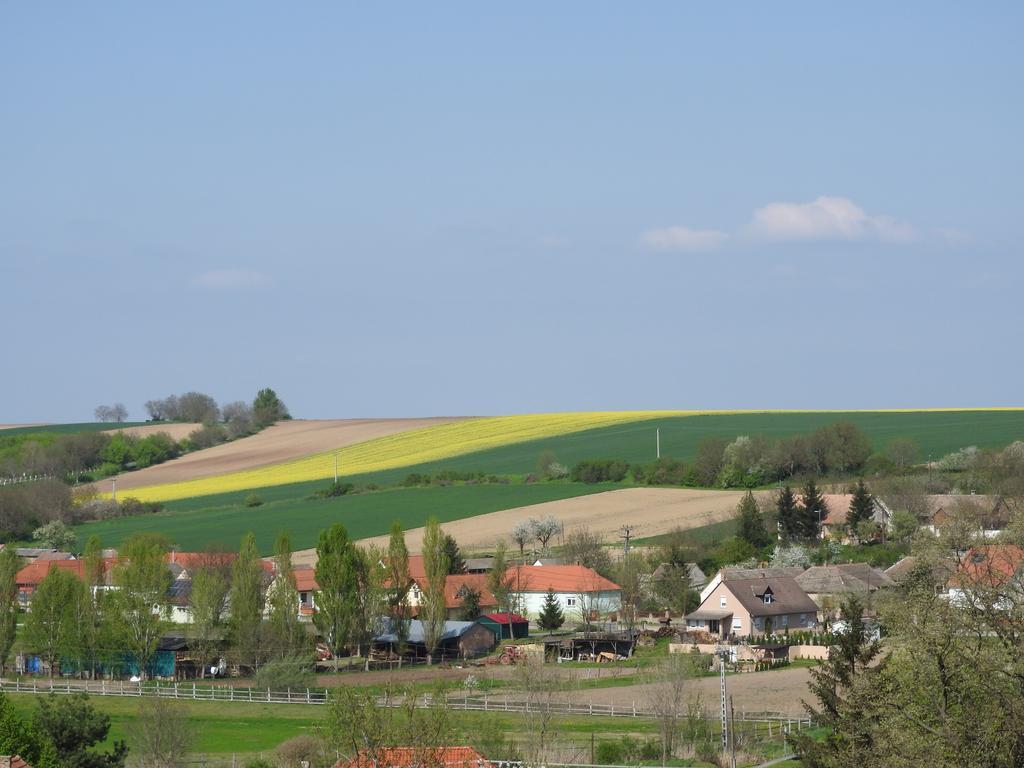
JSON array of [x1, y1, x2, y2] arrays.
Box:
[[373, 620, 497, 662], [476, 612, 529, 640]]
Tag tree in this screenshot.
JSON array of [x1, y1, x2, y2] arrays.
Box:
[[253, 388, 290, 428], [652, 562, 696, 618], [188, 555, 231, 677], [846, 479, 875, 530], [228, 533, 266, 671], [420, 518, 449, 664], [777, 485, 800, 541], [736, 490, 770, 549], [889, 508, 919, 544], [221, 401, 255, 439], [511, 521, 532, 560], [386, 522, 411, 659], [0, 693, 59, 768], [106, 534, 171, 679], [314, 524, 357, 671], [487, 541, 513, 613], [616, 551, 644, 634], [799, 479, 828, 539], [24, 567, 81, 677], [176, 392, 220, 424], [34, 693, 128, 768], [442, 534, 466, 574], [133, 697, 192, 768], [536, 588, 564, 631], [514, 656, 564, 765], [32, 519, 76, 550], [562, 526, 613, 575], [267, 531, 304, 659], [530, 515, 561, 552], [94, 404, 127, 423], [884, 437, 919, 470], [350, 544, 385, 669], [0, 547, 19, 674], [456, 584, 482, 621], [693, 436, 728, 486], [644, 653, 691, 763]]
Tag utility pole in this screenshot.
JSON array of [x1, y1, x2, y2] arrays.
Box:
[[656, 428, 660, 459], [111, 478, 117, 503], [619, 525, 635, 557], [716, 646, 736, 767], [334, 453, 338, 483]]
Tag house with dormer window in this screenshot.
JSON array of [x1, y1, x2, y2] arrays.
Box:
[[685, 572, 818, 639]]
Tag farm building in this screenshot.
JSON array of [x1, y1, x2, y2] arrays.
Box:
[[373, 620, 497, 661], [476, 612, 529, 640], [542, 630, 637, 662], [505, 564, 621, 621], [924, 495, 1013, 538], [686, 573, 818, 639], [333, 747, 489, 768]]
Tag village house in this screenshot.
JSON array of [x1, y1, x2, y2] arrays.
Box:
[[947, 544, 1024, 607], [923, 494, 1013, 538], [795, 563, 893, 619], [506, 564, 621, 621], [685, 572, 818, 639], [699, 566, 805, 604], [333, 746, 489, 768]]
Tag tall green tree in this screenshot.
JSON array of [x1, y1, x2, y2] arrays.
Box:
[[351, 545, 385, 669], [252, 388, 290, 428], [106, 534, 171, 679], [314, 524, 357, 671], [777, 485, 800, 541], [386, 522, 411, 657], [33, 693, 128, 768], [0, 547, 20, 674], [78, 536, 106, 679], [229, 533, 266, 671], [799, 479, 828, 539], [536, 588, 564, 631], [487, 541, 513, 613], [736, 490, 770, 549], [846, 479, 875, 529], [24, 568, 81, 677], [420, 518, 449, 664], [188, 556, 231, 677], [267, 531, 305, 658], [0, 693, 59, 768], [442, 534, 466, 574]]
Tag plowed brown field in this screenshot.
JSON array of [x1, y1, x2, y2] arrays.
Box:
[[100, 417, 464, 493]]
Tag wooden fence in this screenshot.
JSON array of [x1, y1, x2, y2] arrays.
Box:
[[0, 678, 812, 728]]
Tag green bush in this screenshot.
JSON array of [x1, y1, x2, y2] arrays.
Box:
[[570, 459, 630, 484], [315, 481, 354, 498], [595, 740, 624, 764], [244, 494, 263, 508], [254, 655, 316, 691]]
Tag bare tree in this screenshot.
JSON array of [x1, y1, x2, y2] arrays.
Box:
[[530, 515, 561, 553], [511, 521, 533, 561], [134, 697, 193, 768], [515, 655, 567, 765], [644, 653, 691, 763], [221, 400, 255, 438]]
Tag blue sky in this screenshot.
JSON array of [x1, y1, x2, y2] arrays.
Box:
[[2, 3, 1021, 421]]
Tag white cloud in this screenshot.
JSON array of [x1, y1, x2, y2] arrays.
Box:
[[748, 196, 917, 243], [640, 226, 728, 252], [194, 269, 272, 289]]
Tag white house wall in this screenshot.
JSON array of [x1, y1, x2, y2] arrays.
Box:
[[518, 589, 621, 620]]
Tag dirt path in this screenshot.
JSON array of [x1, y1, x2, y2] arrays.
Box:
[[293, 487, 745, 565], [96, 417, 464, 492]]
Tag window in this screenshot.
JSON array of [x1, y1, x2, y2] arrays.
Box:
[[566, 597, 577, 607], [732, 617, 742, 630], [782, 614, 789, 627], [762, 593, 773, 604], [719, 596, 727, 607]]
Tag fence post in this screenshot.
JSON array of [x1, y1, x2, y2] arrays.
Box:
[[307, 688, 311, 704]]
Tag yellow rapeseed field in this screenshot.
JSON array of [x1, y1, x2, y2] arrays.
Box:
[[118, 411, 692, 503]]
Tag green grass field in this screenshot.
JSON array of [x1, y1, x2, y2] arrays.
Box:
[[75, 481, 617, 553], [0, 422, 150, 436]]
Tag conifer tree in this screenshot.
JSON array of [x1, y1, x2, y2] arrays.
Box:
[[736, 490, 770, 549], [846, 479, 875, 529], [799, 478, 829, 539], [536, 587, 564, 631], [776, 485, 800, 541]]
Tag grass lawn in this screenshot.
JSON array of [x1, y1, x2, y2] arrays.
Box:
[[74, 481, 617, 553]]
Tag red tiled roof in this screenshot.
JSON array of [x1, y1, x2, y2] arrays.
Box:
[[505, 564, 620, 594], [482, 612, 528, 624], [16, 558, 117, 588], [953, 545, 1024, 588], [0, 755, 32, 768], [334, 747, 488, 768], [443, 574, 496, 610], [294, 567, 318, 592]]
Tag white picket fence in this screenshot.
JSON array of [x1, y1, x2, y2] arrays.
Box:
[[0, 678, 812, 727]]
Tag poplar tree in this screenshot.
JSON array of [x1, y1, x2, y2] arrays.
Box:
[[24, 568, 80, 678], [487, 541, 513, 613], [386, 523, 411, 656], [229, 533, 266, 671], [536, 588, 564, 631], [107, 534, 171, 679], [0, 547, 20, 675], [776, 485, 800, 541], [351, 544, 385, 669], [736, 490, 770, 549], [420, 518, 449, 664], [190, 560, 230, 677], [314, 523, 357, 671], [267, 531, 304, 658]]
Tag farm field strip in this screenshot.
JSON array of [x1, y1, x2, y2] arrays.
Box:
[[115, 411, 690, 502]]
